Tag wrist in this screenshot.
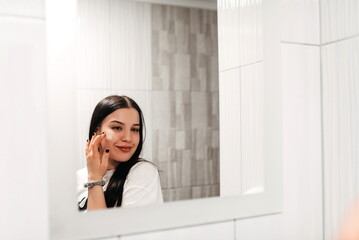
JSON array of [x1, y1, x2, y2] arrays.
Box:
[[83, 179, 106, 188], [88, 175, 103, 181]]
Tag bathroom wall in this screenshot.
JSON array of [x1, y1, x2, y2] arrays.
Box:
[[320, 0, 359, 238], [0, 0, 48, 239], [117, 0, 359, 239], [2, 0, 358, 239], [76, 0, 219, 202]]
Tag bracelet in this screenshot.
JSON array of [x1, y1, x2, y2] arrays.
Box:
[[83, 180, 106, 188]]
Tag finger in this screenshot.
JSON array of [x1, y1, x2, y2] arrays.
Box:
[[90, 132, 97, 145], [85, 139, 91, 154], [101, 148, 110, 172], [90, 132, 107, 155], [92, 132, 106, 147]]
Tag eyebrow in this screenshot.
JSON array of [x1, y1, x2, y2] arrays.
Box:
[[110, 120, 140, 126]]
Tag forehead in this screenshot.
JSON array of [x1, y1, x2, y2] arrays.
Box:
[[103, 108, 139, 124]]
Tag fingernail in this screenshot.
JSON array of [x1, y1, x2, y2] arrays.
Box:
[[101, 132, 105, 135], [105, 149, 109, 153]]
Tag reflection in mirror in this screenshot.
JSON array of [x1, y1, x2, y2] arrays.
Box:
[[75, 0, 219, 205]]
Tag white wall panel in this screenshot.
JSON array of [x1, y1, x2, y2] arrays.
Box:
[[235, 214, 282, 240], [281, 0, 320, 44], [217, 0, 241, 71], [238, 0, 262, 65], [0, 0, 44, 18], [321, 0, 359, 44], [120, 221, 234, 240], [240, 63, 263, 194], [219, 67, 242, 196], [322, 37, 359, 240], [281, 43, 323, 240], [110, 0, 152, 90], [77, 0, 111, 89], [0, 15, 48, 239], [218, 0, 263, 71]]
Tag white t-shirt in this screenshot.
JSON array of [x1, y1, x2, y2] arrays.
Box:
[[77, 161, 163, 209]]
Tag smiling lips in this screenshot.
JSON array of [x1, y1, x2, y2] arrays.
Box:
[[116, 146, 132, 152]]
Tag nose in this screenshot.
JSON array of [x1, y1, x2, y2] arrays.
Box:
[[121, 129, 131, 142]]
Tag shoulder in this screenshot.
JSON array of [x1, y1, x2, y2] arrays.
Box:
[[127, 161, 159, 179], [130, 160, 158, 172]]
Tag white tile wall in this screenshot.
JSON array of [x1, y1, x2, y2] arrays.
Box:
[[77, 0, 151, 90], [321, 0, 359, 44], [110, 0, 152, 90], [76, 0, 111, 89], [119, 221, 234, 240], [0, 0, 44, 18], [240, 62, 263, 194], [281, 0, 320, 44], [235, 214, 282, 240], [218, 0, 263, 71], [281, 43, 323, 240], [217, 0, 241, 71], [219, 67, 242, 196], [0, 15, 48, 239], [98, 237, 118, 240], [238, 0, 262, 65], [321, 37, 359, 239]]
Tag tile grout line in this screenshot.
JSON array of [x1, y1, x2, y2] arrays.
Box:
[[281, 33, 359, 47], [318, 0, 325, 239], [0, 12, 44, 20], [219, 60, 263, 73], [233, 219, 237, 240]]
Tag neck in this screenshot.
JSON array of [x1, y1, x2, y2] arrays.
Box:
[[107, 158, 119, 170]]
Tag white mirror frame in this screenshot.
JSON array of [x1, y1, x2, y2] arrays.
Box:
[[46, 0, 281, 239]]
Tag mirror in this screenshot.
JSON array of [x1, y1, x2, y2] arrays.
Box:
[[47, 0, 281, 239], [75, 0, 219, 203]]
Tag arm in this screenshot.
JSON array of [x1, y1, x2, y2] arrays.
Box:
[[87, 185, 106, 210], [85, 132, 110, 210]]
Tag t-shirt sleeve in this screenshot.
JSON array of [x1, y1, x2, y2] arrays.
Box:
[[121, 162, 163, 207], [76, 167, 88, 210]]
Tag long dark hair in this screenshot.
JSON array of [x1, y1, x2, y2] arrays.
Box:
[[88, 95, 145, 208]]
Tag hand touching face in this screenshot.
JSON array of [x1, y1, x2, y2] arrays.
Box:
[[85, 132, 110, 181]]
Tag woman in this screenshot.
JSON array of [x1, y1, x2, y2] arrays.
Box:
[[77, 95, 163, 211]]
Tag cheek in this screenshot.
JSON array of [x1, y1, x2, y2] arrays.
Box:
[[133, 135, 140, 146], [105, 132, 113, 141]]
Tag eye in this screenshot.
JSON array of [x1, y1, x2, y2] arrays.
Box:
[[112, 126, 122, 130], [131, 128, 140, 133]]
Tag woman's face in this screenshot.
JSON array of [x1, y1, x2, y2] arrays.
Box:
[[98, 107, 140, 169]]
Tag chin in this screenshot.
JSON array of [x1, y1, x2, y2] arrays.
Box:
[[112, 156, 133, 163]]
